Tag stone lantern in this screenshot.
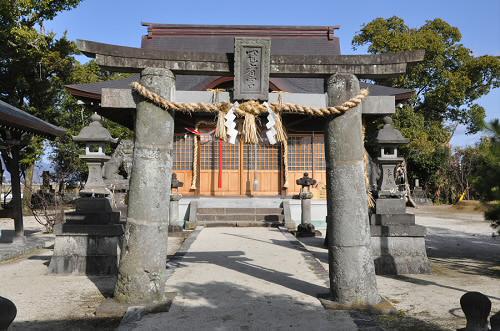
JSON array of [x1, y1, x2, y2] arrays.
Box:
[[296, 172, 316, 237], [49, 113, 123, 275], [375, 116, 408, 198], [169, 173, 184, 232], [370, 116, 431, 275], [73, 113, 118, 196]]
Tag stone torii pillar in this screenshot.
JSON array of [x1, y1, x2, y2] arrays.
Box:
[[324, 73, 379, 305], [114, 68, 175, 304]]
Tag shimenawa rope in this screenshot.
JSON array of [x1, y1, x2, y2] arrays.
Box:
[[131, 82, 368, 118]]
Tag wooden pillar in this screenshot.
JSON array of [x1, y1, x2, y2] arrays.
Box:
[[10, 145, 24, 238]]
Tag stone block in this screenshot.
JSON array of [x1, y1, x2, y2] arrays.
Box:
[[49, 255, 119, 275], [50, 222, 123, 275], [370, 236, 431, 274], [215, 214, 255, 222], [168, 225, 183, 233], [197, 214, 215, 222], [75, 197, 114, 213], [185, 200, 198, 230], [371, 213, 415, 226], [65, 211, 121, 224], [197, 208, 224, 215], [234, 37, 271, 100], [256, 215, 283, 223], [375, 198, 406, 215], [254, 208, 283, 215], [371, 224, 426, 237], [60, 223, 124, 236], [224, 208, 255, 214], [282, 200, 296, 230]]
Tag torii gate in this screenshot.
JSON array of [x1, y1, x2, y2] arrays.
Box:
[[77, 38, 424, 307]]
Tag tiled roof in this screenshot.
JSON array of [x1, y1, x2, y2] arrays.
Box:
[[141, 23, 341, 56], [0, 100, 65, 138], [66, 75, 414, 101]]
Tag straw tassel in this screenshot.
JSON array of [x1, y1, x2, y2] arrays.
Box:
[[242, 113, 259, 144], [215, 110, 227, 141]]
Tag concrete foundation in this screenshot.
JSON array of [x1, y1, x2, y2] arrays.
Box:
[[49, 229, 122, 275]]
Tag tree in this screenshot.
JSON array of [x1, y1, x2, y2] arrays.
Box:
[[0, 0, 82, 212], [50, 60, 133, 192], [353, 17, 500, 197], [471, 120, 500, 231]]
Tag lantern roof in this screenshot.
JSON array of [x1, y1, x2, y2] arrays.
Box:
[[376, 116, 409, 145], [73, 113, 118, 143]]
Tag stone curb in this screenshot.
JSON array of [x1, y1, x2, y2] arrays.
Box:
[[0, 235, 54, 263]]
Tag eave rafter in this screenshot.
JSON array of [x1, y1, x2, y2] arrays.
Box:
[[77, 40, 425, 78]]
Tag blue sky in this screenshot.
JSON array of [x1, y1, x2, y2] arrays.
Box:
[[45, 0, 499, 147]]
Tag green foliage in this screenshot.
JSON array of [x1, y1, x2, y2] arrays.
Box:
[[353, 17, 499, 134], [50, 60, 133, 187], [0, 1, 81, 27], [392, 105, 451, 197], [0, 1, 132, 191], [353, 17, 500, 199], [0, 0, 82, 174], [469, 121, 500, 201], [470, 120, 500, 231]]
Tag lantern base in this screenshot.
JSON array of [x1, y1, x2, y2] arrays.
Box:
[[296, 223, 316, 237], [49, 197, 123, 275], [370, 198, 431, 275]]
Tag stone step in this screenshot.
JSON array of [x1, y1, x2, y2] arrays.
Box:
[[196, 198, 283, 209], [197, 214, 284, 223], [199, 220, 280, 228], [197, 207, 283, 215]]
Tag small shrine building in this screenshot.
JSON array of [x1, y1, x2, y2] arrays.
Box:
[[67, 23, 415, 197]]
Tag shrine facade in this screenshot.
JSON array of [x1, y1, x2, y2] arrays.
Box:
[[67, 23, 416, 197]]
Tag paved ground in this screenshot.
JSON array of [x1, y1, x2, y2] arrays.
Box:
[[0, 216, 185, 330], [1, 205, 499, 330], [0, 216, 54, 262], [301, 205, 500, 331], [127, 227, 361, 331]]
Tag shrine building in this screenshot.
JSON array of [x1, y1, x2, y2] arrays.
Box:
[[67, 23, 414, 198], [54, 23, 431, 279]]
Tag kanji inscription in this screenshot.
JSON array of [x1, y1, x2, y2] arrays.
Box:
[[234, 38, 270, 100]]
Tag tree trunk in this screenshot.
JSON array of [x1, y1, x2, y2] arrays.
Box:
[[22, 163, 35, 215]]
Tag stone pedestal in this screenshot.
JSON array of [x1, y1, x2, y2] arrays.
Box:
[[49, 197, 123, 275], [296, 193, 315, 237], [169, 194, 183, 232], [412, 186, 433, 205], [370, 198, 431, 274]]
